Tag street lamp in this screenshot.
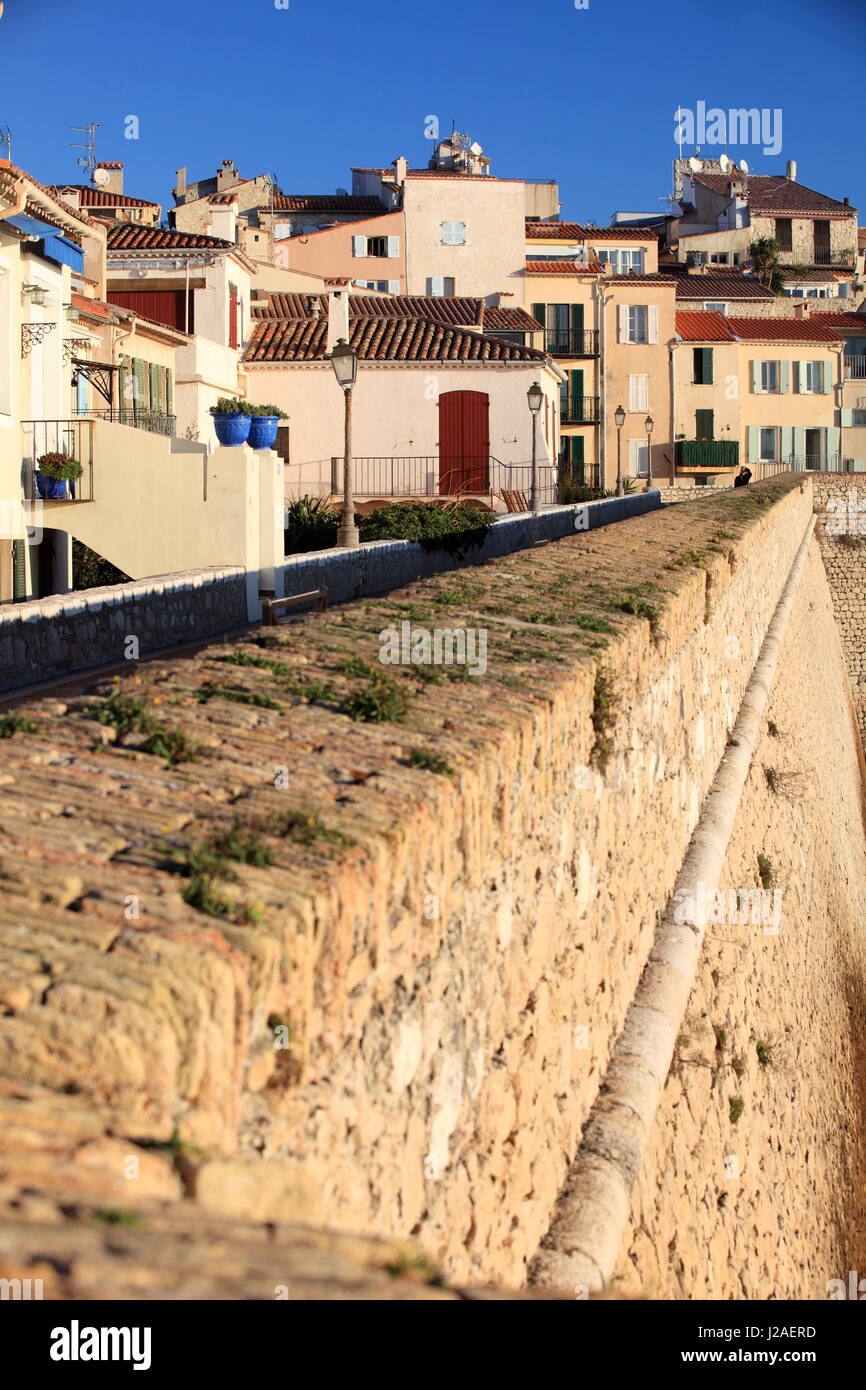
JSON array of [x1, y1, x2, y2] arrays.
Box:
[[330, 338, 359, 548], [527, 381, 544, 514], [614, 403, 626, 497], [645, 413, 654, 489]]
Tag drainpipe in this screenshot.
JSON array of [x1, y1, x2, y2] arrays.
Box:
[[595, 274, 607, 489], [832, 343, 845, 471], [669, 339, 678, 485], [530, 502, 817, 1291]]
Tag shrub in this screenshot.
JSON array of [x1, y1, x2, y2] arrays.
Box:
[[359, 502, 493, 554], [72, 540, 130, 591], [285, 495, 341, 553], [248, 403, 287, 418], [0, 712, 37, 738], [37, 451, 82, 482], [209, 397, 249, 415]]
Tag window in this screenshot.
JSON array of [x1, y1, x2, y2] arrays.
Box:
[[441, 221, 466, 245], [703, 301, 727, 314], [354, 279, 400, 293], [618, 304, 658, 344], [760, 427, 778, 461], [598, 248, 644, 275], [352, 234, 400, 259], [709, 252, 730, 265], [628, 438, 649, 476], [695, 409, 714, 439], [803, 361, 823, 392], [626, 306, 646, 342], [693, 347, 713, 385], [628, 373, 649, 411], [852, 409, 866, 427], [775, 219, 793, 252], [761, 361, 779, 393], [427, 276, 455, 297]]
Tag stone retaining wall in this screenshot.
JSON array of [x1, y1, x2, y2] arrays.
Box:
[[0, 567, 247, 695], [811, 474, 866, 740]]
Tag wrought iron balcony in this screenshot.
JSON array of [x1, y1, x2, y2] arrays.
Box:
[[561, 395, 600, 424], [675, 440, 739, 471], [544, 329, 599, 357], [73, 407, 177, 437], [845, 356, 866, 380]]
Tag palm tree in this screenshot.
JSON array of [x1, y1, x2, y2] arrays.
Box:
[[749, 237, 784, 295]]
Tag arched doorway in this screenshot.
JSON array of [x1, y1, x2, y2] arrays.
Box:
[[438, 390, 490, 494]]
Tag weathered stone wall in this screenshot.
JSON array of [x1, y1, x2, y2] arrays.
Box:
[[0, 476, 824, 1297], [0, 568, 247, 694], [612, 538, 866, 1298], [812, 474, 866, 739]]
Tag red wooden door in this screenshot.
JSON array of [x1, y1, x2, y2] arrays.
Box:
[[438, 390, 490, 493], [229, 287, 239, 349]]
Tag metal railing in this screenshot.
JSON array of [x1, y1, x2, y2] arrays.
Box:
[[752, 455, 844, 478], [22, 419, 95, 503], [543, 329, 600, 357], [845, 357, 866, 380], [316, 455, 560, 507], [676, 440, 740, 470], [811, 250, 855, 266], [73, 407, 177, 437], [561, 395, 600, 424]]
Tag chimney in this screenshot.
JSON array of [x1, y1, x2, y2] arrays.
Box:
[[216, 158, 239, 192], [793, 300, 811, 319], [208, 197, 238, 243], [393, 156, 408, 186], [326, 282, 351, 351], [786, 159, 797, 181], [176, 166, 187, 198], [94, 161, 124, 195]]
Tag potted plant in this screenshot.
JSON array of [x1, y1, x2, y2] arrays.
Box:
[[36, 452, 83, 500], [247, 403, 287, 451], [209, 396, 251, 447]]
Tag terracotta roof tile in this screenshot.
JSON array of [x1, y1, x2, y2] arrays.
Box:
[[271, 194, 384, 212], [244, 316, 546, 364], [251, 293, 484, 326], [526, 221, 655, 241], [70, 292, 112, 320], [105, 222, 236, 252], [483, 306, 542, 331], [693, 173, 855, 216], [525, 260, 601, 275], [675, 311, 736, 342], [53, 184, 159, 210], [724, 316, 845, 342], [670, 268, 775, 300], [809, 313, 866, 332]]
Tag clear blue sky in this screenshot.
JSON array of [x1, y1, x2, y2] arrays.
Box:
[[1, 0, 864, 221]]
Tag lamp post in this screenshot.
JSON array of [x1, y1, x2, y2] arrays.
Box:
[[645, 413, 654, 490], [614, 404, 626, 496], [527, 380, 544, 514], [330, 338, 358, 548]]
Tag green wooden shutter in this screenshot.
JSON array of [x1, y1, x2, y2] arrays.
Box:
[[780, 361, 790, 394], [781, 426, 794, 465], [840, 408, 854, 427], [570, 369, 584, 419], [532, 303, 546, 329], [823, 361, 834, 394], [149, 363, 160, 413], [165, 367, 173, 419], [827, 426, 840, 465], [747, 426, 760, 463], [695, 409, 714, 440], [117, 357, 127, 415], [12, 540, 26, 601], [751, 360, 760, 393], [793, 426, 806, 465], [703, 347, 713, 385], [133, 357, 147, 408]]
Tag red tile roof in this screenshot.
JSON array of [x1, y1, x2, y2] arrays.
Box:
[[525, 260, 601, 275], [810, 312, 866, 332], [95, 162, 124, 171], [53, 184, 159, 210], [270, 194, 384, 212], [675, 311, 736, 341], [526, 221, 655, 241], [694, 174, 855, 216], [251, 293, 484, 326], [670, 268, 775, 300], [71, 292, 112, 320], [724, 316, 845, 342], [244, 316, 546, 364], [105, 222, 236, 252], [208, 192, 238, 205], [483, 306, 542, 332]]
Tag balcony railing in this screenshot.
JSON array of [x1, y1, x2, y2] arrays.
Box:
[[753, 456, 844, 478], [845, 357, 866, 381], [306, 455, 559, 507], [544, 329, 599, 357], [22, 419, 95, 503], [561, 395, 600, 424], [675, 440, 740, 471], [812, 250, 855, 267], [73, 407, 177, 437]]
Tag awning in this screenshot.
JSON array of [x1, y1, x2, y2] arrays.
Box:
[[4, 213, 85, 273]]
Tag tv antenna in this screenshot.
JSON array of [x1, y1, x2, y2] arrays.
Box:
[[69, 122, 103, 177], [0, 126, 11, 162]]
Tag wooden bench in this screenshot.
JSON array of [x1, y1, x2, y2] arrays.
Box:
[[261, 588, 328, 625], [500, 489, 530, 513]]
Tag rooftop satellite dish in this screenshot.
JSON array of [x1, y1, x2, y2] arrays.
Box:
[[719, 154, 732, 173], [92, 167, 111, 187], [688, 156, 704, 173], [739, 159, 749, 175]]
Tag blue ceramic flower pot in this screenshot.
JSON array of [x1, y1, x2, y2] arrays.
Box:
[[36, 474, 68, 499], [247, 416, 280, 450], [212, 412, 251, 447]]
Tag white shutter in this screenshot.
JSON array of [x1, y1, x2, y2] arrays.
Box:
[[823, 360, 833, 394], [387, 280, 399, 294], [628, 374, 648, 411], [840, 408, 853, 427], [352, 235, 365, 258], [428, 276, 445, 297], [628, 374, 639, 411], [648, 305, 659, 344], [387, 235, 400, 258], [618, 305, 629, 343]]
